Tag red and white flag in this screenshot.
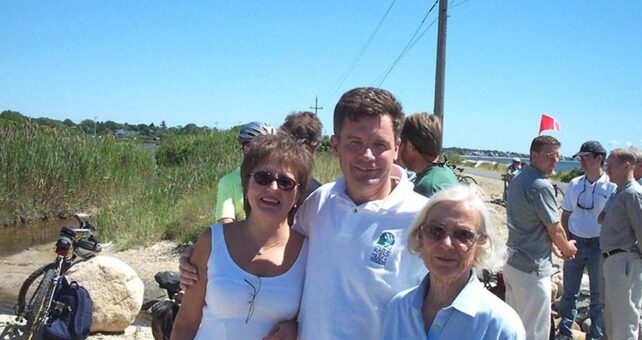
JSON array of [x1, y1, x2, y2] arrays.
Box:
[[538, 113, 561, 135]]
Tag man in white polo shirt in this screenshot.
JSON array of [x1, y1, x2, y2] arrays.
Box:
[[556, 141, 615, 340], [292, 87, 427, 339]]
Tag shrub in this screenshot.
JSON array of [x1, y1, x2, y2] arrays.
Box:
[[556, 168, 585, 183]]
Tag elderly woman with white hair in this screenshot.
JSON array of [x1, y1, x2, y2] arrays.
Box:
[[382, 184, 525, 339]]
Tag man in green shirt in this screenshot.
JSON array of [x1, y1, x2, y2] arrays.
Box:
[[397, 112, 457, 197]]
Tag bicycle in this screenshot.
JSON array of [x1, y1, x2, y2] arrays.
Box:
[[13, 213, 101, 340], [446, 163, 478, 185]]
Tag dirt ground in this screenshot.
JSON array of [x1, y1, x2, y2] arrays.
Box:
[[0, 241, 182, 339], [0, 173, 511, 339]]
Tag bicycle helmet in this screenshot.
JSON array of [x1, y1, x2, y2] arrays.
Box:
[[238, 121, 277, 143]]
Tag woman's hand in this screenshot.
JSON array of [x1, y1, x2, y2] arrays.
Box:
[[263, 320, 298, 340]]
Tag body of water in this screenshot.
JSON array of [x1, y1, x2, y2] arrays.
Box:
[[0, 218, 73, 257], [463, 156, 580, 172]]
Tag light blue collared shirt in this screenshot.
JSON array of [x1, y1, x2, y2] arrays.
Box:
[[382, 271, 525, 340]]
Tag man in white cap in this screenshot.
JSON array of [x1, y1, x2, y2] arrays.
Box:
[[557, 141, 615, 340], [506, 157, 522, 181]]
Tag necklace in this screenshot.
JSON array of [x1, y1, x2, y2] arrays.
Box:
[[257, 239, 286, 255]]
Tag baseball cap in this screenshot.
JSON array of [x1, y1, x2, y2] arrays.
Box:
[[573, 140, 606, 158]]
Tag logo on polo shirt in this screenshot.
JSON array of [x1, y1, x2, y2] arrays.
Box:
[[370, 232, 395, 266]]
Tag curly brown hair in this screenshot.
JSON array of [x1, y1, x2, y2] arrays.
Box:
[[281, 111, 323, 151]]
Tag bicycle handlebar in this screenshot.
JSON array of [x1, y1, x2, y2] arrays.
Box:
[[56, 213, 101, 258]]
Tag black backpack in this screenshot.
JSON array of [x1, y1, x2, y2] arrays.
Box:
[[43, 277, 93, 340]]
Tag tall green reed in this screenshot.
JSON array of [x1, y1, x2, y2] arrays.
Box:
[[97, 130, 241, 247], [0, 122, 154, 224]]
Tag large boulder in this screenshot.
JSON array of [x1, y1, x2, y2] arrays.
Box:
[[65, 255, 144, 333]]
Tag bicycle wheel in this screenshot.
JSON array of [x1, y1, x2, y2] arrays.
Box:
[[22, 266, 56, 339], [15, 263, 52, 318], [458, 175, 477, 185]]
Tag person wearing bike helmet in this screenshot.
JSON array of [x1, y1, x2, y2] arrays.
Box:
[[398, 112, 457, 198], [215, 121, 277, 224]]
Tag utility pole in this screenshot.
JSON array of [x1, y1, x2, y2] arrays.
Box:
[[433, 0, 448, 149], [94, 116, 98, 136], [310, 96, 323, 115]]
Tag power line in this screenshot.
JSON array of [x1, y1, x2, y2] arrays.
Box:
[[372, 0, 439, 87], [327, 0, 398, 97], [450, 0, 472, 10]]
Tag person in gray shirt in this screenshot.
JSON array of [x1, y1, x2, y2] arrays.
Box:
[[599, 148, 642, 339], [504, 135, 577, 339], [631, 147, 642, 185]]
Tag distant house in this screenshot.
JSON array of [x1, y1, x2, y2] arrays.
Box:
[[114, 129, 139, 137]]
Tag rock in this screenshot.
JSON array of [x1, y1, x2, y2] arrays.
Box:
[[581, 317, 591, 333], [66, 256, 144, 333], [570, 328, 586, 340]]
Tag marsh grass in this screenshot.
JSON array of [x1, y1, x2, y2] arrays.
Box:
[[2, 122, 343, 248], [97, 131, 241, 248], [313, 152, 341, 184], [0, 122, 154, 224]]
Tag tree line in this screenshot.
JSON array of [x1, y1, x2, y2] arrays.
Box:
[[0, 110, 215, 140]]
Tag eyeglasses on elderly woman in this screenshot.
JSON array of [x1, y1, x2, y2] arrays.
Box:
[[419, 224, 484, 247]]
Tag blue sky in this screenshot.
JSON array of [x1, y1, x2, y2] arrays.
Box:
[[2, 1, 640, 156]]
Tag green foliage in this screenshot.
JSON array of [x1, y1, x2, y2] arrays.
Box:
[[313, 151, 341, 184], [0, 110, 26, 122], [318, 135, 332, 152], [553, 168, 584, 183], [444, 153, 464, 165], [97, 131, 240, 247], [0, 110, 345, 247], [155, 130, 239, 167], [0, 121, 154, 224]]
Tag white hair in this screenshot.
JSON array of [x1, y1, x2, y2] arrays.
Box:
[[407, 184, 506, 272]]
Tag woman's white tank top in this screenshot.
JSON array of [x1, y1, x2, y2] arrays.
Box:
[[194, 224, 307, 339]]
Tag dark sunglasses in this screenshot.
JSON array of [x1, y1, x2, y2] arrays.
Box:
[[251, 171, 299, 191], [576, 177, 596, 210], [420, 224, 483, 247]]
